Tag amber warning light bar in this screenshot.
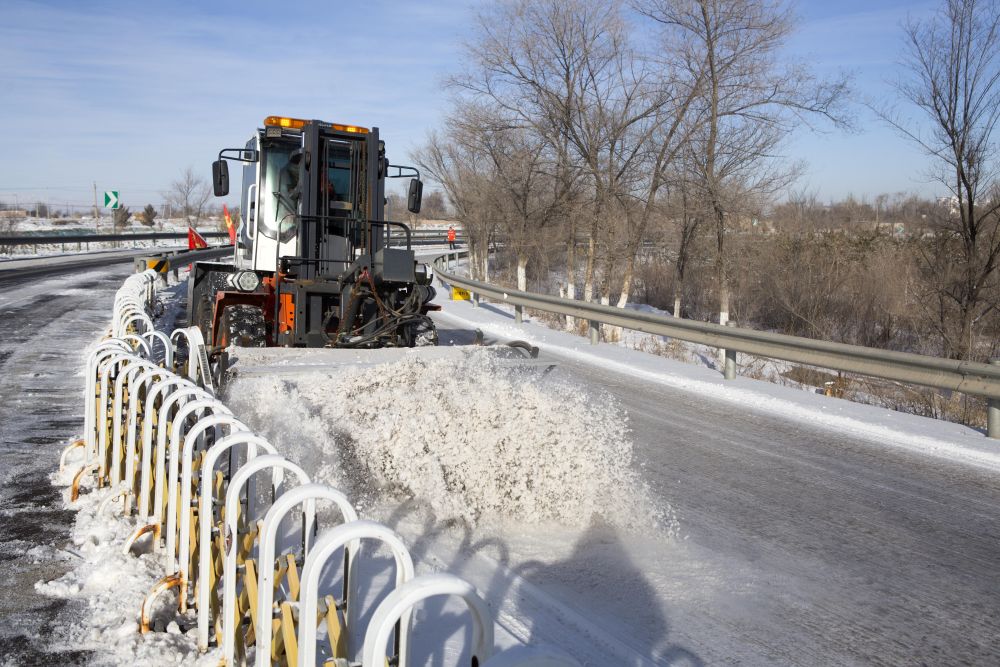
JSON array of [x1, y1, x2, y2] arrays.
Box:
[[263, 116, 369, 134]]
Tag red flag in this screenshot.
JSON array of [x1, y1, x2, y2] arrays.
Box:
[[188, 226, 209, 249], [223, 204, 237, 244]]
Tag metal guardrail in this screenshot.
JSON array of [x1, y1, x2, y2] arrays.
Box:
[[0, 229, 456, 247], [387, 229, 463, 247], [133, 245, 232, 274], [0, 231, 229, 245], [432, 252, 1000, 436]]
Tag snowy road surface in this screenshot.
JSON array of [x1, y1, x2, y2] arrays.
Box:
[[0, 265, 135, 664], [3, 263, 999, 665], [426, 305, 1000, 664], [541, 346, 1000, 664]]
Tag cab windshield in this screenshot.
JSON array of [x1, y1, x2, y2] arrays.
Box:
[[260, 138, 298, 242]]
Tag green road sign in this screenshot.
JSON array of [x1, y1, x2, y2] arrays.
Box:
[[104, 190, 120, 209]]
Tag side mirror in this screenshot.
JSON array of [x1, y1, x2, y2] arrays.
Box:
[[212, 160, 229, 197], [407, 179, 423, 214]]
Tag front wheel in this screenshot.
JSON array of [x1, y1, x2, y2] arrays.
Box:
[[402, 317, 438, 347], [219, 305, 267, 347]]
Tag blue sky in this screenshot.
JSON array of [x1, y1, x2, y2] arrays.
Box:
[[0, 0, 944, 212]]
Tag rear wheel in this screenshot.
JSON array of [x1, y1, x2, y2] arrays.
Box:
[[219, 305, 267, 347]]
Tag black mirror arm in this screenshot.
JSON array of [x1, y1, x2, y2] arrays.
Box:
[[218, 147, 259, 163], [387, 164, 420, 180]]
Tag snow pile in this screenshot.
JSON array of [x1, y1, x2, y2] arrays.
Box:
[[36, 464, 219, 666], [226, 349, 672, 532]]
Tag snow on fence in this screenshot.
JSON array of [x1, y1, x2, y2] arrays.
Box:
[[59, 268, 578, 666]]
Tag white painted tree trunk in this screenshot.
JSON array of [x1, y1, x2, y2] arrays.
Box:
[[615, 271, 632, 310], [516, 256, 527, 292], [565, 237, 577, 331], [565, 279, 576, 331]]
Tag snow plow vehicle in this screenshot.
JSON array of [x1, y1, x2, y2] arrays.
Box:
[[191, 115, 437, 349]]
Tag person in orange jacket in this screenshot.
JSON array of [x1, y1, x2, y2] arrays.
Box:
[[447, 225, 457, 250]]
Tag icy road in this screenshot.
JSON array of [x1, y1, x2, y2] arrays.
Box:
[[429, 309, 1000, 665], [0, 264, 998, 665]]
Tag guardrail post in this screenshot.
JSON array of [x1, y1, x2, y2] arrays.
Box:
[[724, 321, 738, 380], [515, 304, 523, 324], [990, 359, 1000, 439], [589, 320, 599, 345], [472, 291, 479, 308]]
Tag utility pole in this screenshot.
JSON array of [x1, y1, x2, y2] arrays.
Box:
[[93, 181, 99, 230]]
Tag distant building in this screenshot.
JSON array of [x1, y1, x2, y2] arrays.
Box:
[[937, 195, 960, 214]]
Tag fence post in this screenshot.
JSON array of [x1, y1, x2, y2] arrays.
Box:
[[589, 320, 600, 345], [990, 359, 1000, 439], [724, 321, 737, 380]]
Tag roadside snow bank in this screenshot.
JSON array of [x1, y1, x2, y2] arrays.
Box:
[[36, 464, 218, 666], [226, 349, 672, 532]]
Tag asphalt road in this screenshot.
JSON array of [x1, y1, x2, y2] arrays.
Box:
[[0, 265, 134, 664]]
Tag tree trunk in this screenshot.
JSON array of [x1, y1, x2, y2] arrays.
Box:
[[565, 218, 577, 331], [713, 203, 729, 326], [583, 233, 597, 302], [583, 195, 603, 303], [516, 254, 528, 292], [599, 244, 615, 307], [615, 253, 635, 309], [955, 302, 974, 360]]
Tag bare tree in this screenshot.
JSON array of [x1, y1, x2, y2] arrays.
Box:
[[165, 166, 212, 224], [666, 167, 705, 316], [455, 103, 574, 290], [414, 126, 500, 281], [454, 0, 629, 308], [456, 0, 702, 329], [878, 0, 1000, 359], [637, 0, 850, 325]]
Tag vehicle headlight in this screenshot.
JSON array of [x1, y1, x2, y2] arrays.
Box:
[[233, 270, 261, 292]]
